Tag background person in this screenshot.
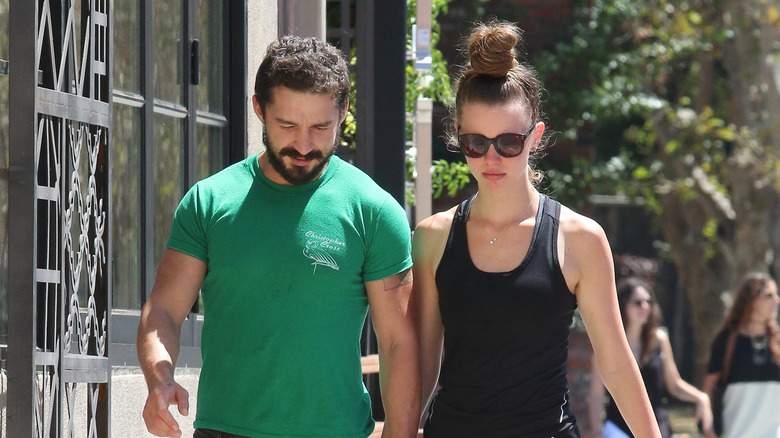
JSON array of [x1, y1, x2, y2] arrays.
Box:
[[703, 272, 780, 438], [589, 277, 713, 437], [412, 20, 661, 438], [137, 35, 420, 438]]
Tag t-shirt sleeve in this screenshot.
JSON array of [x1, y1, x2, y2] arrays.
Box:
[[706, 329, 730, 374], [167, 183, 209, 263], [362, 195, 412, 283]]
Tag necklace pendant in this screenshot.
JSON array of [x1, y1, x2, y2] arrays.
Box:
[[751, 334, 769, 351], [490, 239, 496, 244]]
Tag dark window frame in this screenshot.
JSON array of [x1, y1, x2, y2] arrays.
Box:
[[112, 0, 245, 312], [109, 0, 245, 367]]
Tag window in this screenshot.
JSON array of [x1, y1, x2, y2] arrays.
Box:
[[111, 1, 243, 310]]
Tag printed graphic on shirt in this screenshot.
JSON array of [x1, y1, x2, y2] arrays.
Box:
[[303, 231, 344, 274]]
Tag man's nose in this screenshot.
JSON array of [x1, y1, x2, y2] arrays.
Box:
[[292, 130, 314, 155]]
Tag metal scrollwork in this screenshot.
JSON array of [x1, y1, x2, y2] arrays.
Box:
[[34, 0, 110, 437]]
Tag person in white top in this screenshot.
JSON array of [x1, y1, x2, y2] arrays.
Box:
[[703, 272, 780, 438]]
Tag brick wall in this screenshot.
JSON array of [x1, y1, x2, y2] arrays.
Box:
[[568, 326, 599, 437]]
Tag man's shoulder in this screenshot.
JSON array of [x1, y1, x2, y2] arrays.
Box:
[[191, 156, 254, 194], [328, 156, 397, 202], [330, 156, 378, 184], [204, 155, 255, 183]]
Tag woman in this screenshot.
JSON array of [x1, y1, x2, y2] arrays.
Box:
[[412, 20, 661, 437], [703, 272, 780, 438], [590, 278, 713, 437]]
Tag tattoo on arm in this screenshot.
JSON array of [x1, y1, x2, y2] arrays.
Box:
[[382, 268, 412, 291]]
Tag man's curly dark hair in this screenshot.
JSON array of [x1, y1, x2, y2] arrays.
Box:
[[254, 35, 351, 117]]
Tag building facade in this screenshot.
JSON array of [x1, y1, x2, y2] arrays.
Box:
[[0, 0, 407, 436]]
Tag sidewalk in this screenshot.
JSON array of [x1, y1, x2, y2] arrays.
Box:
[[111, 367, 200, 437], [669, 403, 703, 438]]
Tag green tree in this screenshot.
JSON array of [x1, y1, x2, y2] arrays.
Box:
[[536, 0, 780, 381], [339, 1, 462, 206], [406, 0, 466, 206]]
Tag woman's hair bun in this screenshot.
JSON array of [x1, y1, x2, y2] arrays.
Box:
[[466, 21, 521, 77]]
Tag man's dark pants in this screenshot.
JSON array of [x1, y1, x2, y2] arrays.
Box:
[[193, 429, 250, 438]]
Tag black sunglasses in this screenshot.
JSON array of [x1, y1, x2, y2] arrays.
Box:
[[455, 123, 535, 158]]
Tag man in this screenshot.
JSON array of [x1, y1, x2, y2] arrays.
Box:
[[137, 35, 420, 438]]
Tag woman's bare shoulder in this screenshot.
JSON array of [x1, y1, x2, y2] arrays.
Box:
[[415, 206, 458, 234], [413, 206, 458, 267], [555, 202, 613, 295], [557, 203, 607, 238]]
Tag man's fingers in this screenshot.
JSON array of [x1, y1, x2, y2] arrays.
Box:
[[174, 387, 190, 416], [153, 408, 181, 437], [149, 411, 181, 438], [143, 408, 180, 438], [142, 383, 188, 437]]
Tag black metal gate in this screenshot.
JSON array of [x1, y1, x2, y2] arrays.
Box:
[[8, 0, 111, 436]]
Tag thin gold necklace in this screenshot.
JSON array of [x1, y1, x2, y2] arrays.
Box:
[[475, 192, 537, 245]]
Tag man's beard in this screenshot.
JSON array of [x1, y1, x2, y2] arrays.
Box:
[[263, 128, 339, 185]]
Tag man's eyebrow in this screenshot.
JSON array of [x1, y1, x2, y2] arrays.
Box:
[[274, 117, 296, 125], [274, 117, 336, 128]]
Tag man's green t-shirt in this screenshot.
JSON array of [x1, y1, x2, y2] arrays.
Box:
[[167, 154, 413, 437]]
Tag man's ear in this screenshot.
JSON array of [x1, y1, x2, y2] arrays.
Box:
[[339, 101, 349, 124], [252, 95, 265, 123]]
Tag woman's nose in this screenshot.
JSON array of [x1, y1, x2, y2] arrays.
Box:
[[484, 142, 502, 160]]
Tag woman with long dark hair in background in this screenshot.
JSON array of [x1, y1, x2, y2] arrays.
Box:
[[590, 278, 712, 437], [703, 272, 780, 438]]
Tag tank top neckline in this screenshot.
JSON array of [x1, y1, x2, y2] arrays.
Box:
[[460, 193, 548, 276]]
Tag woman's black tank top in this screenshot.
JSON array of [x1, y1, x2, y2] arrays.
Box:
[[425, 194, 580, 438], [605, 346, 671, 438]]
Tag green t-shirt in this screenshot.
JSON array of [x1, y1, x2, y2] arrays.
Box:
[[167, 154, 413, 437]]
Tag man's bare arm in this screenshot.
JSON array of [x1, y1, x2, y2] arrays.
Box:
[[367, 268, 420, 438], [137, 248, 206, 437]]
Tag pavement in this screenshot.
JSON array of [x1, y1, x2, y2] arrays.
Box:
[[111, 367, 200, 437], [0, 366, 199, 437]]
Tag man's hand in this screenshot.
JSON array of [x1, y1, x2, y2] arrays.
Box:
[[137, 249, 205, 436], [142, 380, 190, 438]]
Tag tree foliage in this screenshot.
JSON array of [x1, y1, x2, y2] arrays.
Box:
[[338, 1, 460, 206], [535, 0, 780, 381], [405, 0, 461, 206]]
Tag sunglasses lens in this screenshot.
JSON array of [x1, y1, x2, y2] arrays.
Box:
[[495, 134, 524, 157], [459, 135, 489, 157], [458, 132, 529, 158]]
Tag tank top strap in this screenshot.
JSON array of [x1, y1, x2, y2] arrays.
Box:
[[541, 193, 560, 222], [453, 193, 476, 223], [538, 194, 563, 268], [444, 193, 476, 255]]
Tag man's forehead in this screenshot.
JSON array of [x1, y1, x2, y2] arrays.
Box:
[[265, 87, 343, 117]]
